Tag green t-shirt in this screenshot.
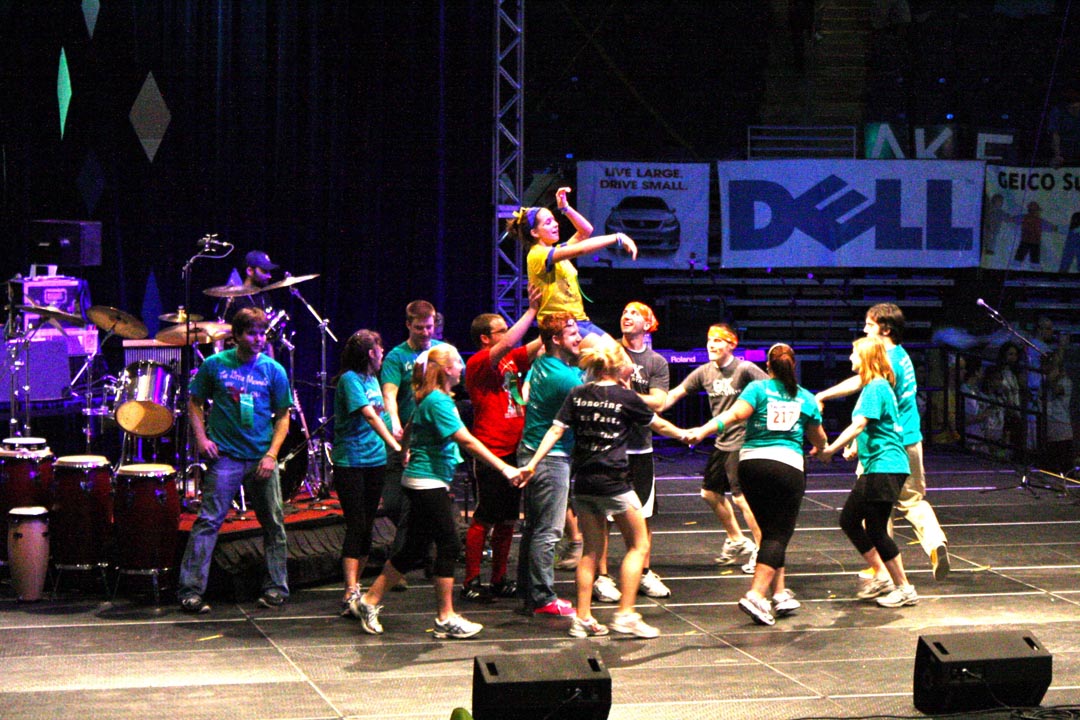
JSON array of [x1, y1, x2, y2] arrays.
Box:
[[381, 339, 444, 426], [887, 344, 922, 445], [332, 371, 389, 468], [739, 379, 821, 455], [853, 377, 910, 474], [520, 353, 583, 455], [403, 390, 464, 485]]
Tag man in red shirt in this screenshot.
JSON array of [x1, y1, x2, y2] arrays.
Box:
[[461, 284, 542, 602]]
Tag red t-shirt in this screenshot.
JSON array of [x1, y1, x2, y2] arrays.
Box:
[[465, 344, 531, 456]]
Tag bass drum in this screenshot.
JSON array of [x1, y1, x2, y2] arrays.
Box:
[[277, 425, 308, 501]]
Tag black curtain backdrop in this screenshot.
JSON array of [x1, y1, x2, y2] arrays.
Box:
[[1, 0, 491, 411]]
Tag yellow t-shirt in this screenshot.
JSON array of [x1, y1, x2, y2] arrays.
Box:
[[527, 242, 587, 320]]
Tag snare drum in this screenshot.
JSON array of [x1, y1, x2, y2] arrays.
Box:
[[50, 456, 113, 568], [0, 438, 54, 562], [114, 361, 178, 438], [7, 506, 50, 601], [113, 464, 180, 571]]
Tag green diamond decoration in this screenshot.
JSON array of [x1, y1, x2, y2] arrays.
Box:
[[130, 72, 171, 162], [58, 47, 71, 139], [82, 0, 100, 38]]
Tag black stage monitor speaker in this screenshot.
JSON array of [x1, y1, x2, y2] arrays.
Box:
[[473, 649, 611, 720], [913, 631, 1052, 713]]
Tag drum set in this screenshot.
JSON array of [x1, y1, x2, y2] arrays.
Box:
[[1, 262, 334, 602]]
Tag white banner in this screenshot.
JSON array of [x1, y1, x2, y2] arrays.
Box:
[[718, 160, 984, 268], [575, 161, 710, 269], [981, 166, 1080, 273]]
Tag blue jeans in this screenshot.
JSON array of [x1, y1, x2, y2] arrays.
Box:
[[178, 456, 289, 600], [516, 450, 570, 608]]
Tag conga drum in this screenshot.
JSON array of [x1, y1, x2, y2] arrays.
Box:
[[113, 464, 180, 572], [7, 506, 50, 601], [50, 456, 113, 569], [0, 438, 54, 563]]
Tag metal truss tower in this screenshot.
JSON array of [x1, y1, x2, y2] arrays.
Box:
[[492, 0, 525, 319]]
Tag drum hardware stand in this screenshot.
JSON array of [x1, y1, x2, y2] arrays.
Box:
[[69, 324, 119, 454]]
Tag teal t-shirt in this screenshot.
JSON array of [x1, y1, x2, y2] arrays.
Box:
[[852, 377, 910, 474], [189, 349, 292, 461], [887, 344, 922, 445], [403, 390, 465, 485], [520, 354, 583, 455], [381, 339, 444, 426], [332, 371, 389, 468], [739, 379, 822, 454]]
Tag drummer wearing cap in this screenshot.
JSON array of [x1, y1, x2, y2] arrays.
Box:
[[223, 250, 277, 324]]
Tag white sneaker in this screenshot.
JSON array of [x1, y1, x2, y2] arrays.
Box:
[[433, 614, 483, 639], [569, 615, 610, 638], [876, 584, 919, 608], [353, 599, 383, 635], [855, 574, 896, 600], [772, 589, 801, 616], [738, 594, 775, 626], [610, 611, 659, 638], [715, 536, 755, 565], [741, 547, 758, 575], [593, 574, 622, 603], [638, 570, 672, 599]]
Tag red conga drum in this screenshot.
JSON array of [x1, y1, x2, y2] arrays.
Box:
[[7, 506, 50, 601], [112, 464, 180, 572], [0, 437, 54, 563], [50, 455, 113, 569]]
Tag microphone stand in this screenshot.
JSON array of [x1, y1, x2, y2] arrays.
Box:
[[288, 280, 336, 498]]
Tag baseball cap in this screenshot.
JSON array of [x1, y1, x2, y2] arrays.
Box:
[[245, 250, 278, 271]]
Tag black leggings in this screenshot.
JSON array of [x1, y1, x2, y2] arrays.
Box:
[[390, 486, 460, 579], [739, 458, 805, 570], [839, 473, 906, 562], [333, 465, 386, 560]]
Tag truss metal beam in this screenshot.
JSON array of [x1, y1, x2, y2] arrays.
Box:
[[492, 0, 525, 319]]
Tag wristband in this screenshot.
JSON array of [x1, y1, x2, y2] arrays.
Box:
[[616, 236, 623, 249], [714, 418, 726, 433], [558, 205, 568, 215], [264, 453, 278, 462]]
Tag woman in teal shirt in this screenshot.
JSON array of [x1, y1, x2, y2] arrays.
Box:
[[820, 336, 918, 609], [353, 345, 524, 640], [686, 344, 827, 626]]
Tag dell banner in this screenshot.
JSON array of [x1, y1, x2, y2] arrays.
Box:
[[718, 160, 984, 268], [981, 166, 1080, 273], [575, 161, 710, 269]]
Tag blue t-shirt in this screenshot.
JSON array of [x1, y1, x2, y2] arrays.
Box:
[[189, 349, 292, 461], [739, 379, 822, 463], [332, 371, 390, 468], [403, 390, 465, 485], [520, 354, 583, 455], [852, 378, 910, 475], [887, 344, 921, 445], [381, 339, 444, 426]]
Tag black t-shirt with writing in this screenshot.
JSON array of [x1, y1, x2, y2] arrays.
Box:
[[554, 382, 656, 497]]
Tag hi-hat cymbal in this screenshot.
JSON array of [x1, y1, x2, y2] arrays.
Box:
[[16, 304, 86, 326], [155, 321, 232, 346], [261, 273, 319, 292], [203, 284, 259, 298], [86, 306, 148, 339], [159, 310, 204, 323]]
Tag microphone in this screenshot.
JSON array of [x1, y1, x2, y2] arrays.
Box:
[[976, 298, 1003, 321], [196, 234, 233, 250]]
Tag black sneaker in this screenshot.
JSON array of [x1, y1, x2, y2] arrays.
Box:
[[490, 578, 518, 599], [461, 578, 494, 603], [258, 591, 286, 608], [180, 595, 211, 614]]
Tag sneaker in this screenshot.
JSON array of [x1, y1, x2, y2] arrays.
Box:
[[354, 599, 384, 634], [931, 544, 951, 581], [738, 594, 775, 626], [257, 591, 286, 608], [638, 570, 671, 599], [592, 575, 622, 603], [180, 595, 210, 614], [715, 537, 755, 565], [461, 578, 494, 604], [533, 598, 575, 616], [569, 615, 610, 638], [433, 614, 483, 639], [876, 584, 919, 608], [610, 611, 660, 638], [741, 547, 758, 575], [341, 586, 363, 618], [772, 589, 801, 616], [490, 578, 518, 598], [855, 575, 896, 600], [555, 540, 583, 570]]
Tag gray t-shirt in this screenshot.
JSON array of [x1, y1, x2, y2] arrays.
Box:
[[624, 345, 670, 453], [678, 358, 768, 451]]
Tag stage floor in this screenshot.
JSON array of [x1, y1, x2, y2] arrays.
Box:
[[1, 446, 1079, 719]]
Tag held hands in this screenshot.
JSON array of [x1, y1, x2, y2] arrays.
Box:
[[682, 425, 711, 446], [818, 446, 836, 464], [842, 443, 858, 461], [506, 464, 533, 488]]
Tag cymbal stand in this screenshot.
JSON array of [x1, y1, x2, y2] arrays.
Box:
[[4, 316, 48, 438], [69, 328, 117, 453], [288, 282, 337, 496]]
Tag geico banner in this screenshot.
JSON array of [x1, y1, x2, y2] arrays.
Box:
[[981, 166, 1080, 273], [718, 160, 984, 268], [575, 161, 710, 270]]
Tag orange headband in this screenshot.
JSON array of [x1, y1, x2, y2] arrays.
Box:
[[625, 302, 658, 333], [708, 326, 738, 346]]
